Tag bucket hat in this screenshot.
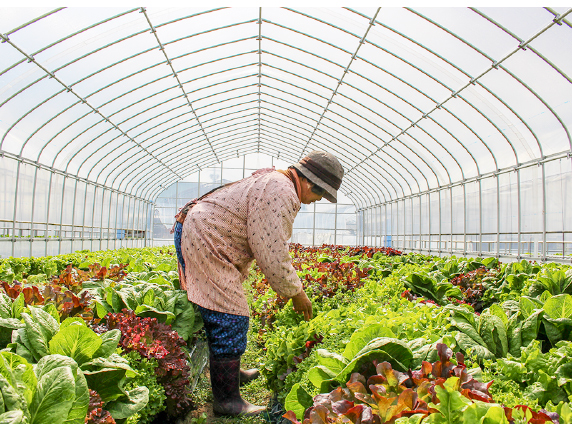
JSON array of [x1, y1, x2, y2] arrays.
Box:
[[292, 150, 344, 203]]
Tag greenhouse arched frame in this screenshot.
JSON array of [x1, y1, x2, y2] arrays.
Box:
[[1, 6, 571, 263]]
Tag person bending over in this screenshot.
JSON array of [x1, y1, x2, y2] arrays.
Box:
[[173, 150, 344, 416]]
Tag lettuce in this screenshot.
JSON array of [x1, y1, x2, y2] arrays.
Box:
[[0, 352, 89, 424]]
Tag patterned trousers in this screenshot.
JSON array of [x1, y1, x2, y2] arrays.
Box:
[[174, 222, 249, 359]]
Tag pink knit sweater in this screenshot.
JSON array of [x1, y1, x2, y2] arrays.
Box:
[[179, 168, 303, 316]]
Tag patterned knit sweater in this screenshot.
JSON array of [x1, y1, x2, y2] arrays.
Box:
[[179, 168, 303, 316]]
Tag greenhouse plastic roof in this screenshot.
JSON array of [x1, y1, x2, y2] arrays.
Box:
[[1, 7, 571, 209]]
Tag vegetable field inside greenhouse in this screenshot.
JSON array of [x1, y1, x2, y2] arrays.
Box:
[[1, 244, 572, 424], [1, 5, 572, 426]]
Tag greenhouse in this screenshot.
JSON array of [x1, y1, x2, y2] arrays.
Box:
[[1, 6, 572, 425]]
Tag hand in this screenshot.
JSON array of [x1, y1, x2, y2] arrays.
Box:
[[291, 289, 313, 321]]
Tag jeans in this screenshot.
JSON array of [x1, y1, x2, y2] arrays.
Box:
[[174, 221, 185, 271]]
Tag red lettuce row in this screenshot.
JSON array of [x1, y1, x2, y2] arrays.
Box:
[[284, 343, 558, 424]]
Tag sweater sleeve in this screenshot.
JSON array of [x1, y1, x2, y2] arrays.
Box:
[[246, 175, 302, 298]]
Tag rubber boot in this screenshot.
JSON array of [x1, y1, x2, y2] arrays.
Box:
[[239, 368, 260, 386], [210, 357, 266, 416]]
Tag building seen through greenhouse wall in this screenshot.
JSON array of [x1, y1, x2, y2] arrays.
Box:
[[0, 6, 571, 262]]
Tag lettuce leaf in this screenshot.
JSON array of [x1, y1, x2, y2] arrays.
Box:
[[29, 366, 75, 424]]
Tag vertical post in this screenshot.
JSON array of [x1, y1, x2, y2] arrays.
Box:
[[90, 185, 98, 252], [312, 200, 316, 247], [542, 161, 547, 261], [334, 199, 338, 246], [132, 198, 138, 248], [99, 188, 107, 250], [450, 186, 453, 255], [82, 182, 90, 250], [71, 178, 79, 252], [463, 182, 467, 255], [113, 192, 120, 250], [121, 193, 128, 248], [479, 178, 483, 256], [58, 176, 67, 255], [11, 161, 21, 257], [496, 173, 500, 258], [419, 193, 431, 254], [517, 168, 521, 259], [29, 166, 38, 256], [124, 196, 131, 248], [45, 172, 53, 256], [438, 190, 442, 255], [107, 190, 114, 249]]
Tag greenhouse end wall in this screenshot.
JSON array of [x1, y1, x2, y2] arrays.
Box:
[[359, 155, 572, 263], [0, 152, 152, 258], [151, 153, 358, 247]]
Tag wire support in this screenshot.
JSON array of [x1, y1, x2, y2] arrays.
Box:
[[140, 7, 220, 165], [0, 33, 183, 181], [347, 7, 572, 176], [298, 8, 381, 160]]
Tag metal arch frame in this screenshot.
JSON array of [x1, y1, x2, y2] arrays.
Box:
[[3, 8, 568, 191], [18, 29, 262, 182], [403, 9, 545, 160], [0, 35, 184, 187], [309, 125, 409, 201], [469, 7, 572, 151], [352, 50, 504, 171], [346, 8, 550, 177], [336, 73, 465, 180], [343, 63, 477, 182], [399, 8, 532, 162], [342, 79, 465, 183], [298, 9, 381, 157], [3, 7, 572, 256], [332, 89, 448, 186], [397, 7, 571, 163]]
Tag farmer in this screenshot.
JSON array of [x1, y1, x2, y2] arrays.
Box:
[[173, 150, 344, 416]]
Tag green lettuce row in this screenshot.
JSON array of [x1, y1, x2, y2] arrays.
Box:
[[1, 306, 148, 422], [87, 278, 203, 342]]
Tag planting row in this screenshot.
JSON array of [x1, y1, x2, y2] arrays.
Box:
[[248, 244, 572, 424], [2, 244, 572, 424], [0, 247, 205, 424]]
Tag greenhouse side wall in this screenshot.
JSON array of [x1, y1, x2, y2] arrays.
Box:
[[0, 153, 152, 258], [360, 156, 572, 263]]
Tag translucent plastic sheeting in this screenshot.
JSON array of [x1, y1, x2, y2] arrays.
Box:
[[1, 6, 571, 212]]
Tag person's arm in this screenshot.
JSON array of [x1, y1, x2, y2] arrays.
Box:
[[247, 179, 312, 320]]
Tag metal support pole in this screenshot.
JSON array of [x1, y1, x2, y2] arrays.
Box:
[[121, 193, 128, 248], [496, 174, 500, 258], [450, 187, 453, 255], [113, 192, 120, 250], [107, 189, 113, 249], [517, 169, 522, 259], [536, 163, 544, 261], [124, 195, 131, 248], [90, 185, 98, 252], [419, 193, 431, 253], [29, 166, 38, 256], [45, 172, 53, 256], [463, 183, 467, 255], [479, 178, 483, 256], [99, 187, 106, 250], [334, 200, 338, 246], [58, 176, 67, 255], [70, 178, 79, 252], [439, 190, 443, 256], [82, 182, 89, 250], [11, 161, 21, 257]]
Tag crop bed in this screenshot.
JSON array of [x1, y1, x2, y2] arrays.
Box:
[[0, 244, 571, 424]]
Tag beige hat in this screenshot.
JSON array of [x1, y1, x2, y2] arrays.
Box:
[[292, 150, 344, 203]]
